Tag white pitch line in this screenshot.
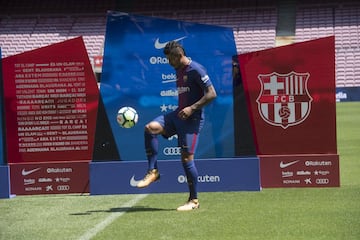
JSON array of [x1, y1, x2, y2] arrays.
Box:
[[78, 194, 148, 240]]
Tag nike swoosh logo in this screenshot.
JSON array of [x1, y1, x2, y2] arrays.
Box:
[[22, 168, 41, 176], [130, 175, 141, 187], [154, 36, 187, 49], [280, 160, 299, 169]]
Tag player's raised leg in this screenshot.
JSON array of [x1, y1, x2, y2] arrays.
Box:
[[137, 121, 163, 188]]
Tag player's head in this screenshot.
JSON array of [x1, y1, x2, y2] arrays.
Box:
[[163, 40, 186, 56], [164, 41, 186, 69]]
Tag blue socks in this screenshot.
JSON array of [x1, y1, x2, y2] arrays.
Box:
[[144, 131, 198, 200], [182, 160, 198, 200], [144, 131, 158, 170]]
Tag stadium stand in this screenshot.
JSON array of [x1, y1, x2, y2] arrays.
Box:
[[0, 0, 359, 86], [295, 1, 360, 87], [0, 14, 106, 62], [152, 7, 277, 53]]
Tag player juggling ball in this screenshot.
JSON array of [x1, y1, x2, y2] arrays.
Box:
[[137, 40, 217, 211]]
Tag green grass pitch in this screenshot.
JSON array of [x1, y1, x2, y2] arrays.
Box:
[[0, 102, 359, 240]]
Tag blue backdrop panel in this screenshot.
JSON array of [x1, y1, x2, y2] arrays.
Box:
[[0, 166, 10, 198], [336, 87, 360, 102], [100, 12, 237, 161], [90, 157, 260, 195]]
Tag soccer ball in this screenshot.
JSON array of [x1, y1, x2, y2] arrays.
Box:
[[116, 106, 138, 128]]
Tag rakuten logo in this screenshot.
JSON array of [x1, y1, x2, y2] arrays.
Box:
[[149, 56, 168, 65], [178, 174, 221, 183], [305, 161, 332, 166], [47, 168, 73, 174]]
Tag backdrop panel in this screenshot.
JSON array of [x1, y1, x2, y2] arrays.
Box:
[[10, 161, 89, 195], [2, 37, 99, 163], [238, 36, 339, 188], [90, 157, 261, 195], [0, 166, 11, 198], [260, 154, 339, 187], [239, 36, 337, 155], [99, 12, 238, 161], [336, 87, 360, 102]]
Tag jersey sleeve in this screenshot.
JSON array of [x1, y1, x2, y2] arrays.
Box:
[[191, 61, 213, 89]]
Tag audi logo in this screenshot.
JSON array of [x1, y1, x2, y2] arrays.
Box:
[[57, 185, 70, 191], [163, 147, 181, 155], [316, 178, 329, 184]]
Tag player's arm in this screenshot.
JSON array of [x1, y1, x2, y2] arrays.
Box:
[[179, 85, 217, 119], [190, 85, 217, 111]]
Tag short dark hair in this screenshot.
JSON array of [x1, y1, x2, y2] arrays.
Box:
[[163, 41, 186, 56]]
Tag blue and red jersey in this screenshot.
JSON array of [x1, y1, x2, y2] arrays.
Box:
[[176, 60, 213, 112]]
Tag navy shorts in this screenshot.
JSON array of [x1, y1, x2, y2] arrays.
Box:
[[153, 110, 204, 154]]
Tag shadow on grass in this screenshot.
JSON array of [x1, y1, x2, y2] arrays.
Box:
[[70, 205, 173, 215]]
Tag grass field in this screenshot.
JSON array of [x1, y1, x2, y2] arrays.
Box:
[[0, 102, 359, 240]]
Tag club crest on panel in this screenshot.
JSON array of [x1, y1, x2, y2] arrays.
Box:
[[256, 72, 312, 129]]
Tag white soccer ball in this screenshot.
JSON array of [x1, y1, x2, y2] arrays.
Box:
[[116, 106, 138, 128]]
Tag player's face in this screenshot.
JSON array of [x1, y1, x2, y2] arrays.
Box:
[[166, 54, 181, 69]]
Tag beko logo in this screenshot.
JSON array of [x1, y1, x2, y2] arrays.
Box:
[[24, 179, 35, 185]]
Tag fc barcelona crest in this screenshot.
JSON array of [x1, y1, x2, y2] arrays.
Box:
[[256, 72, 312, 129]]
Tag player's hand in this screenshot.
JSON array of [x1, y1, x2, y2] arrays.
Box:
[[178, 106, 193, 120]]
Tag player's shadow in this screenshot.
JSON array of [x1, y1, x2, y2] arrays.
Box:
[[110, 206, 173, 213], [70, 206, 172, 216]]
